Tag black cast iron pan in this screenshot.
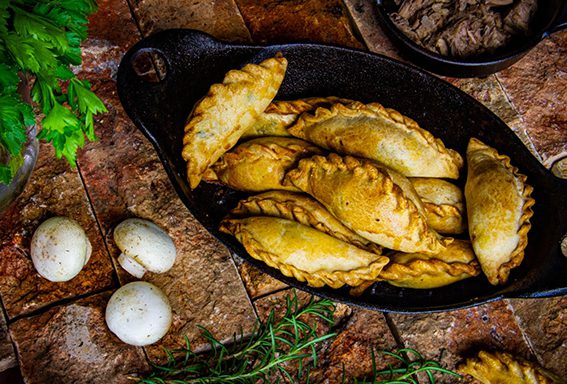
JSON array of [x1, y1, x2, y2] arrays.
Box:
[[375, 0, 567, 77], [117, 29, 567, 313]]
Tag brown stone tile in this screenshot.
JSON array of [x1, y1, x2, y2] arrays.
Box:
[[88, 0, 141, 47], [0, 311, 15, 373], [309, 309, 399, 383], [235, 0, 363, 48], [0, 143, 115, 319], [390, 300, 534, 383], [510, 297, 567, 378], [76, 42, 256, 365], [233, 255, 288, 299], [343, 0, 401, 58], [495, 30, 567, 167], [9, 292, 149, 384], [129, 0, 251, 42]]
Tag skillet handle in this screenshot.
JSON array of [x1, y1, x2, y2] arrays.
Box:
[[545, 1, 567, 35]]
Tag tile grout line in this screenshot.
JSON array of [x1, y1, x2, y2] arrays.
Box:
[[230, 0, 254, 43], [229, 253, 260, 321], [504, 299, 541, 364]]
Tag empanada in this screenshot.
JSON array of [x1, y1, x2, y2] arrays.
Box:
[[241, 96, 355, 139], [288, 102, 463, 179], [182, 55, 287, 189], [203, 137, 322, 192], [285, 153, 450, 254], [379, 240, 480, 289], [459, 351, 563, 384], [220, 217, 390, 289], [465, 138, 534, 285], [231, 190, 382, 254], [410, 178, 466, 235]]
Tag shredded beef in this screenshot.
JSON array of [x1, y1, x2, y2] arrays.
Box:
[[390, 0, 537, 58]]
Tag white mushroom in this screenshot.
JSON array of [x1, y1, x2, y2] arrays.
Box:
[[113, 218, 176, 278], [105, 281, 172, 346], [30, 216, 92, 282]]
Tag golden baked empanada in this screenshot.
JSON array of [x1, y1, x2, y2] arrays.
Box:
[[285, 153, 450, 254], [379, 240, 480, 289], [182, 55, 288, 189], [241, 96, 355, 139], [231, 191, 382, 254], [288, 102, 463, 179], [410, 177, 466, 235], [203, 137, 322, 192], [459, 351, 563, 384], [220, 217, 390, 289], [465, 138, 534, 285]]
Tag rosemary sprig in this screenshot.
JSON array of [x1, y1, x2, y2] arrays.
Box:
[[139, 293, 336, 384], [138, 293, 461, 384]]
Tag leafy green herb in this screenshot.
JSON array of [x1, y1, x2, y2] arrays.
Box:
[[138, 292, 461, 384], [0, 0, 105, 184]]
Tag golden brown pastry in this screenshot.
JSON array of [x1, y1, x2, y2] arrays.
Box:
[[288, 102, 463, 179], [231, 190, 382, 254], [241, 96, 355, 139], [203, 137, 322, 192], [285, 153, 450, 254], [182, 55, 288, 189], [459, 351, 564, 384], [410, 177, 466, 235], [465, 138, 534, 286], [220, 217, 390, 289], [379, 240, 480, 289]]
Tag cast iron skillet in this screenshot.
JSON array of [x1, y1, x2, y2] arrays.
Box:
[[375, 0, 567, 77], [117, 29, 567, 313]]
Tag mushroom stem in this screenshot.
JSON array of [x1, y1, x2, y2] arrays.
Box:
[[117, 253, 146, 278]]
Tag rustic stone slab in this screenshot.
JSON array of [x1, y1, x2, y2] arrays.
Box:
[[309, 309, 399, 383], [0, 311, 15, 373], [235, 0, 363, 48], [496, 31, 567, 167], [390, 300, 534, 383], [76, 33, 257, 368], [0, 143, 115, 319], [129, 0, 251, 42], [9, 292, 149, 384], [88, 0, 142, 48], [343, 0, 401, 58], [510, 297, 567, 378], [233, 255, 288, 299]]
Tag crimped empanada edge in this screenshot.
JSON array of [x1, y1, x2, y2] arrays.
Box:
[[469, 138, 536, 285], [265, 96, 355, 115], [289, 102, 464, 175], [219, 219, 388, 289], [380, 258, 481, 281], [231, 193, 383, 255], [285, 154, 450, 255]]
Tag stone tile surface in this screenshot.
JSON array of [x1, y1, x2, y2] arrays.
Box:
[[235, 0, 363, 48], [130, 0, 251, 42], [234, 255, 288, 299], [309, 309, 399, 383], [0, 312, 15, 373], [0, 143, 115, 319], [343, 0, 401, 57], [9, 292, 149, 384], [496, 31, 567, 167], [77, 13, 256, 366], [510, 297, 567, 378], [391, 300, 533, 383]]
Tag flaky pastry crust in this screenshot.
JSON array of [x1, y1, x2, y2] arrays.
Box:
[[287, 102, 463, 178], [231, 190, 382, 254], [182, 55, 287, 189], [220, 217, 389, 289], [285, 153, 450, 254]]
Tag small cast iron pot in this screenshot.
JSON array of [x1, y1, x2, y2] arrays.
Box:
[[117, 29, 567, 313], [375, 0, 567, 77]]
